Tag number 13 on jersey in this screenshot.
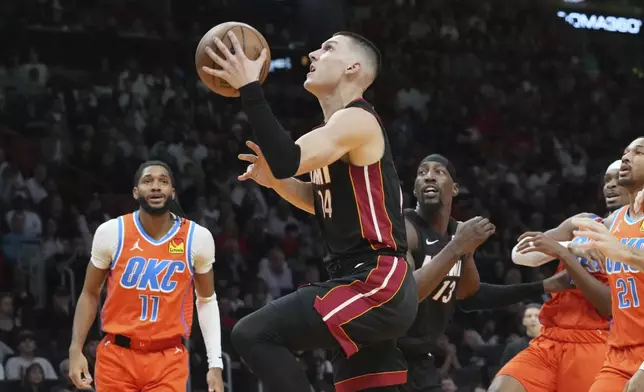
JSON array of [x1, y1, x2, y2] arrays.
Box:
[[617, 277, 640, 309]]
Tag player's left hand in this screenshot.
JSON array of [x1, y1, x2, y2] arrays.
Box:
[[625, 369, 644, 392], [206, 367, 224, 392], [202, 31, 269, 90]]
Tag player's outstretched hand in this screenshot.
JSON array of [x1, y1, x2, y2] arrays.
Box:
[[207, 367, 225, 392], [68, 350, 93, 390], [202, 31, 269, 90], [625, 369, 644, 392], [452, 216, 495, 254], [516, 231, 568, 259], [238, 141, 276, 188], [572, 217, 627, 264]]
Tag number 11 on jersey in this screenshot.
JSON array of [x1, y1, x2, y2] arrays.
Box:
[[139, 294, 160, 322]]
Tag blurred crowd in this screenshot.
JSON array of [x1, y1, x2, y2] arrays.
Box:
[[0, 0, 641, 391]]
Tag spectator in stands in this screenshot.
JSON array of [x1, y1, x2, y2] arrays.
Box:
[[19, 363, 46, 392], [257, 246, 294, 298], [441, 376, 459, 392], [0, 293, 18, 341], [267, 200, 299, 239], [0, 340, 14, 364], [500, 303, 542, 366], [5, 330, 57, 381]]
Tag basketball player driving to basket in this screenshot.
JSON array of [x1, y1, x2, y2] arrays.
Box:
[[200, 31, 430, 391]]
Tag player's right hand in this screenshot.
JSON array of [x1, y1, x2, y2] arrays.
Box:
[[207, 367, 225, 392], [452, 216, 495, 254], [238, 141, 277, 188], [68, 350, 93, 389]]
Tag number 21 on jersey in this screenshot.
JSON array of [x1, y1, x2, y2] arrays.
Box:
[[617, 277, 640, 309]]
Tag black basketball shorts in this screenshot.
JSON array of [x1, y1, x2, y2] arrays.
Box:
[[297, 254, 418, 391]]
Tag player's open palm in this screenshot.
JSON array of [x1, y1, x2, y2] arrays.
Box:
[[625, 370, 644, 392], [68, 351, 92, 389], [207, 368, 224, 392], [202, 31, 269, 90], [452, 216, 495, 254], [238, 141, 276, 188]]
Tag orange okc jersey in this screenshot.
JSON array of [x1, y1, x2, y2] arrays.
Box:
[[605, 206, 644, 348], [91, 211, 215, 340], [540, 233, 610, 331]]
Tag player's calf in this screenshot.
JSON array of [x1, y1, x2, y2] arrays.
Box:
[[488, 375, 527, 392]]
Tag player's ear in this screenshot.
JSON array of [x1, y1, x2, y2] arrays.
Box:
[[172, 190, 176, 200], [452, 183, 459, 198], [132, 187, 139, 200], [345, 62, 361, 75]]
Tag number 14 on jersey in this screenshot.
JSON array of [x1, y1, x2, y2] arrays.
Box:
[[317, 189, 332, 218]]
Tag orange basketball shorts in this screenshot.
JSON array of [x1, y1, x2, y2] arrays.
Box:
[[497, 326, 607, 392], [95, 336, 189, 392], [589, 345, 644, 392]]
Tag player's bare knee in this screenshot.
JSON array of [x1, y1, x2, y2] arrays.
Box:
[[488, 375, 526, 392]]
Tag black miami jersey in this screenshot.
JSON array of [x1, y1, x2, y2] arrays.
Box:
[[310, 99, 407, 266], [398, 209, 465, 356]]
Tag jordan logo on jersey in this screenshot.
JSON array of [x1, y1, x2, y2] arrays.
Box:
[[130, 239, 143, 252], [168, 238, 185, 254]]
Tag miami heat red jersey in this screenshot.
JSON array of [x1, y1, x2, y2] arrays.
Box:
[[606, 206, 644, 348], [99, 212, 196, 340], [539, 242, 610, 331]]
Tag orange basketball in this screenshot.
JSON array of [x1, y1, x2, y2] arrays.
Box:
[[195, 22, 271, 98]]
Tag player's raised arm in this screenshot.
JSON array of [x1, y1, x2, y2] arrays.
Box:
[[69, 220, 115, 389], [191, 224, 225, 392], [518, 232, 612, 317], [240, 82, 380, 179], [413, 217, 495, 302]]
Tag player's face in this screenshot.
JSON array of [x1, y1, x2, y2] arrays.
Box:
[[604, 168, 628, 211], [133, 165, 175, 216], [619, 137, 644, 188], [304, 35, 358, 93], [413, 161, 458, 213]]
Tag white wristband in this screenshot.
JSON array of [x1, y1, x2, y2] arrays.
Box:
[[196, 293, 224, 369]]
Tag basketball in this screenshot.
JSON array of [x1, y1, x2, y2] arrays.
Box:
[[195, 22, 271, 97]]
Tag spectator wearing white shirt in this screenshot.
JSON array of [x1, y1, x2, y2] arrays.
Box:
[[24, 164, 48, 206], [267, 200, 299, 239], [258, 247, 294, 299], [5, 330, 58, 380]]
